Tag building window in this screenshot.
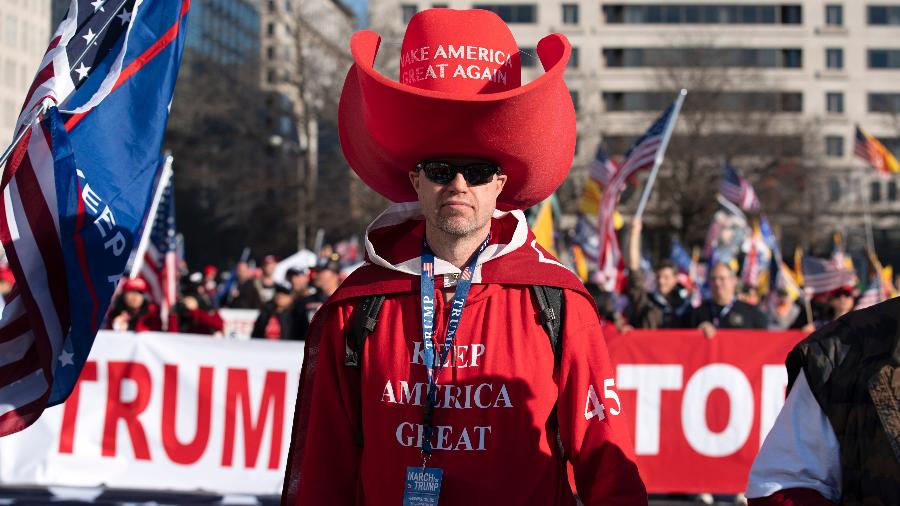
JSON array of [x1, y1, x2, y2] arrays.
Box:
[[401, 4, 418, 23], [601, 4, 800, 24], [267, 69, 277, 83], [562, 3, 579, 24], [827, 177, 841, 202], [570, 90, 580, 112], [868, 49, 900, 69], [520, 47, 538, 67], [781, 5, 802, 24], [825, 135, 844, 157], [890, 181, 899, 201], [266, 46, 275, 60], [603, 91, 802, 112], [869, 93, 900, 113], [601, 47, 802, 68], [825, 4, 842, 26], [568, 47, 579, 68], [869, 6, 900, 25], [266, 22, 275, 36], [825, 48, 843, 69], [472, 4, 537, 23], [432, 3, 448, 7], [826, 92, 844, 113], [871, 180, 882, 203]]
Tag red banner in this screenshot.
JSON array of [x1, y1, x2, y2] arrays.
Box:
[[606, 329, 806, 494]]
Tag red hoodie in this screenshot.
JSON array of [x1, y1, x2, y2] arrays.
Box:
[[284, 203, 646, 505]]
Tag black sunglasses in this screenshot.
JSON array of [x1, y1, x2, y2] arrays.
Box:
[[416, 161, 502, 186]]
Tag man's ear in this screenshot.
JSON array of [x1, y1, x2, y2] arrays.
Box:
[[409, 171, 420, 192], [495, 173, 508, 195]]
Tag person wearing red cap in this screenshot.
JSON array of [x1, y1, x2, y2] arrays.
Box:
[[107, 278, 162, 332], [283, 9, 646, 505]]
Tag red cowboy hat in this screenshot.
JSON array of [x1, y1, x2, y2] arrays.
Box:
[[338, 8, 576, 211]]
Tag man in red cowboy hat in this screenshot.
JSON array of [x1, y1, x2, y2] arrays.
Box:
[[283, 9, 646, 505]]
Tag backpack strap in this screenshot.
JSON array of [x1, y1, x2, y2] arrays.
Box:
[[530, 285, 564, 366], [344, 295, 385, 367], [529, 285, 569, 465], [344, 294, 385, 448]]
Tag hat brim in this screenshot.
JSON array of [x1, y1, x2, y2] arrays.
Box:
[[338, 30, 576, 210]]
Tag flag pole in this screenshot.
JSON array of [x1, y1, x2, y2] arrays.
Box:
[[129, 155, 174, 279], [0, 104, 47, 169], [634, 89, 688, 221]]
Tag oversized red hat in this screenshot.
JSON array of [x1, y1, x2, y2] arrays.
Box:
[[338, 8, 576, 211]]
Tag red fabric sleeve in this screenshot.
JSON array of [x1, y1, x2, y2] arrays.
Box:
[[186, 309, 225, 334], [748, 488, 835, 506], [556, 291, 647, 505], [134, 305, 162, 332], [285, 303, 362, 505]]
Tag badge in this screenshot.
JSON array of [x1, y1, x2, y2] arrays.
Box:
[[403, 466, 443, 506]]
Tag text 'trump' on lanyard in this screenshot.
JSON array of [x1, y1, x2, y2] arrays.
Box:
[[419, 234, 490, 465]]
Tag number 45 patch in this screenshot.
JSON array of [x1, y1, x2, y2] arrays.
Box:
[[584, 379, 621, 422]]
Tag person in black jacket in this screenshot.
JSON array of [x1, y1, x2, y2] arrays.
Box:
[[251, 283, 297, 340], [689, 262, 767, 337]]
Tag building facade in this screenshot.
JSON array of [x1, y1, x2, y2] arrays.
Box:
[[184, 0, 261, 71], [369, 0, 900, 263], [0, 0, 52, 147]]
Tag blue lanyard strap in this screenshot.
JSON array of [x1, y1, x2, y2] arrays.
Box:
[[420, 235, 489, 462]]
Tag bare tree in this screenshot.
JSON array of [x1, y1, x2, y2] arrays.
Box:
[[596, 41, 824, 260], [165, 53, 299, 266]]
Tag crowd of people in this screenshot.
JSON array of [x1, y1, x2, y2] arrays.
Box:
[[581, 219, 862, 340], [101, 226, 866, 342], [105, 251, 350, 340]]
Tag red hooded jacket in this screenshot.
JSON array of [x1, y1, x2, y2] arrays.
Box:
[[283, 203, 646, 505]]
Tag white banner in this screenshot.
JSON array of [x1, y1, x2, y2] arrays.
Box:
[[219, 308, 260, 339], [0, 331, 303, 495]]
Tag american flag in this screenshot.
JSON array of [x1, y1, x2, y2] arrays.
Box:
[[0, 0, 190, 436], [720, 164, 761, 212], [801, 256, 858, 295], [596, 101, 680, 291], [669, 237, 692, 273], [589, 145, 618, 187], [855, 125, 900, 174], [13, 0, 139, 139], [855, 277, 882, 310], [135, 164, 177, 330]]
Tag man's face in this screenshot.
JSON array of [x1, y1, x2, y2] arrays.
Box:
[[316, 270, 340, 292], [274, 292, 293, 311], [830, 292, 854, 314], [409, 158, 507, 238], [262, 262, 276, 278], [656, 267, 677, 295], [710, 264, 737, 302], [290, 274, 309, 292]]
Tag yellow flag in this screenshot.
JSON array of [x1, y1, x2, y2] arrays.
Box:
[[884, 265, 898, 297], [579, 179, 624, 230], [531, 199, 556, 257], [859, 125, 900, 173], [572, 244, 589, 282]]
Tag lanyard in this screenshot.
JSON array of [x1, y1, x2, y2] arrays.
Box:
[[712, 299, 735, 328], [419, 235, 489, 465]]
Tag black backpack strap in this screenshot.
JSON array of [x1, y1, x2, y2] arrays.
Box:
[[344, 295, 385, 367], [529, 285, 568, 465], [343, 295, 385, 448], [530, 285, 564, 366]]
